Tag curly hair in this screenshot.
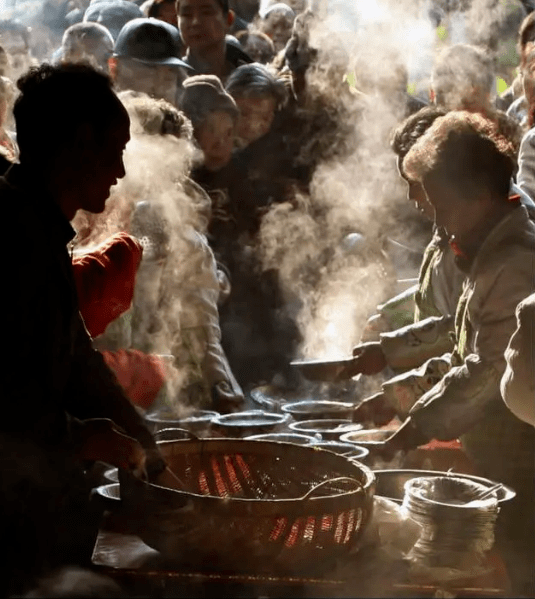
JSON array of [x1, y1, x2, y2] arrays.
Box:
[[403, 111, 516, 201], [14, 63, 127, 164], [391, 105, 448, 161], [119, 90, 193, 140]]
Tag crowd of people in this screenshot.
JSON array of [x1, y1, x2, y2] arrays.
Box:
[[0, 0, 534, 596]]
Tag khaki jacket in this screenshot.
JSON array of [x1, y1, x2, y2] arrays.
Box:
[[501, 292, 535, 427], [384, 206, 535, 492]]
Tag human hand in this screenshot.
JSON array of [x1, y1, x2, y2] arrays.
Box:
[[213, 380, 245, 414], [349, 342, 387, 376], [367, 418, 426, 461], [75, 418, 147, 478], [352, 392, 397, 426]]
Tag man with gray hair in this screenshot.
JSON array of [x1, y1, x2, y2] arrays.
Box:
[[58, 22, 114, 73]]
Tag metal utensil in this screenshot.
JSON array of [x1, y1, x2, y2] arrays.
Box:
[[472, 482, 503, 503], [290, 357, 358, 382], [282, 400, 356, 421]]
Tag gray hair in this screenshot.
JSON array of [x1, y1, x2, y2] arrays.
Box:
[[225, 62, 287, 108]]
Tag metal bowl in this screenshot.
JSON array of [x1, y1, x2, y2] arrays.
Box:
[[245, 433, 319, 445], [282, 400, 355, 421], [289, 419, 363, 441], [374, 469, 516, 505], [212, 410, 291, 437], [311, 441, 369, 461], [290, 357, 356, 382], [145, 409, 219, 434], [103, 468, 119, 483], [339, 429, 392, 447]]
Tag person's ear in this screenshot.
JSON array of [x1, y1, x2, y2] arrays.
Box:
[[72, 122, 97, 158], [429, 88, 435, 104], [227, 9, 235, 28]]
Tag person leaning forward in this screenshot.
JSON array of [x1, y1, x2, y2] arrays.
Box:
[[0, 64, 165, 596]]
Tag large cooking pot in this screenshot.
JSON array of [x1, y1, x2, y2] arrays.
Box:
[[118, 438, 375, 576]]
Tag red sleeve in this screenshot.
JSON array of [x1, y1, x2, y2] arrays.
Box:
[[72, 233, 143, 337], [101, 349, 166, 410]]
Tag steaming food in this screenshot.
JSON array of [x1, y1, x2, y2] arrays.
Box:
[[2, 0, 534, 594]]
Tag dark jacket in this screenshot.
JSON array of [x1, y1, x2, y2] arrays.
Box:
[[0, 164, 154, 452]]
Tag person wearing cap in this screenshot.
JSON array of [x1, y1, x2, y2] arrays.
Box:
[[176, 0, 252, 82], [179, 74, 239, 171], [112, 17, 193, 104], [83, 0, 143, 40], [57, 22, 114, 73]]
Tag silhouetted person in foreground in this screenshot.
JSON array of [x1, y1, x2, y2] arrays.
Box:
[[0, 63, 164, 597]]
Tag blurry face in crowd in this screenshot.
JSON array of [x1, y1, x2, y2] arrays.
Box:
[[234, 95, 276, 147], [64, 42, 112, 74], [422, 174, 487, 243], [522, 58, 535, 105], [281, 0, 306, 12], [178, 0, 232, 52], [397, 157, 434, 221], [196, 110, 235, 171], [0, 30, 27, 56], [230, 0, 260, 21], [240, 34, 274, 64], [154, 1, 179, 25], [115, 59, 179, 104], [260, 11, 294, 52], [76, 116, 130, 214]]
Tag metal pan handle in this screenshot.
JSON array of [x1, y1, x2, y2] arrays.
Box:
[[154, 427, 200, 442], [299, 476, 362, 500]]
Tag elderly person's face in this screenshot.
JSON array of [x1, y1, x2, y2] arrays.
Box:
[[234, 95, 276, 147], [116, 59, 179, 104], [64, 40, 112, 74], [178, 0, 232, 52], [422, 173, 489, 242], [196, 110, 235, 170], [260, 11, 294, 52], [241, 34, 274, 64], [397, 157, 434, 221]]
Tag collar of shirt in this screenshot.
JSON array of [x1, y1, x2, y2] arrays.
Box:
[[4, 163, 76, 248], [459, 204, 533, 277]]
